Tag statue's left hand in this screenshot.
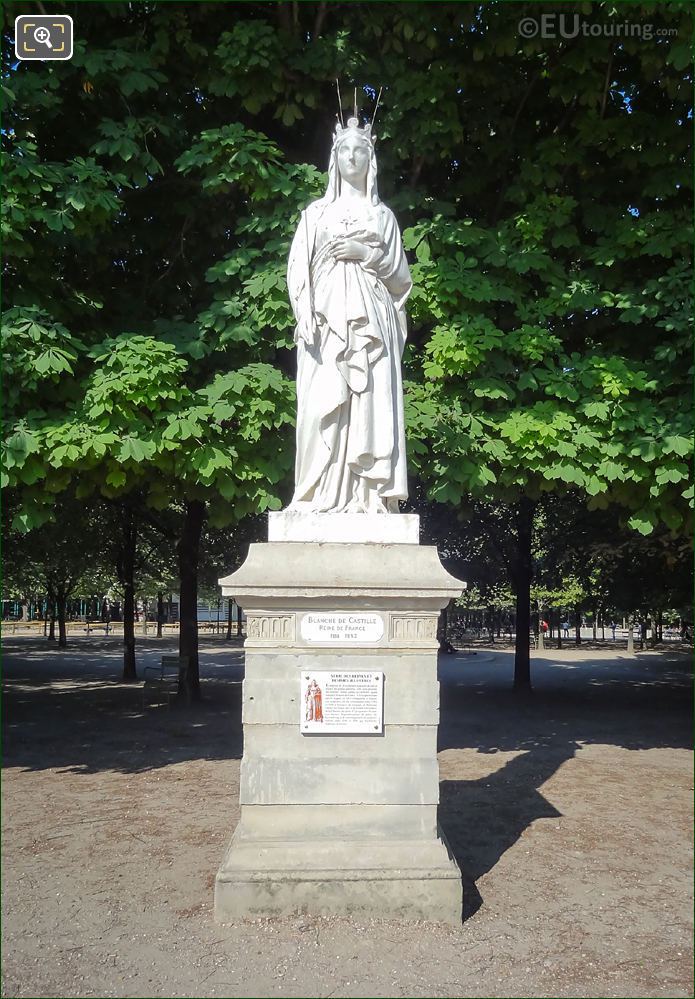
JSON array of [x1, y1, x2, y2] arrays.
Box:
[[331, 238, 369, 263]]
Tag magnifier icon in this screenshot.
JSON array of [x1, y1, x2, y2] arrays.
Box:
[[34, 26, 52, 48]]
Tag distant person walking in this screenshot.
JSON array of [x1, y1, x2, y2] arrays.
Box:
[[610, 621, 617, 640], [561, 619, 570, 639]]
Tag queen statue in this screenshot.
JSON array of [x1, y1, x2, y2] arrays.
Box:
[[286, 108, 412, 515]]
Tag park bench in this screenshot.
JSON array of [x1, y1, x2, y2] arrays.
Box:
[[142, 654, 189, 709], [83, 621, 112, 635]]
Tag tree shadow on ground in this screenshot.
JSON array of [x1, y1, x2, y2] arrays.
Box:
[[2, 638, 245, 774], [437, 650, 693, 920]]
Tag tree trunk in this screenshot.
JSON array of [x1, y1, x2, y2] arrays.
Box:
[[46, 587, 57, 641], [649, 610, 659, 646], [574, 604, 581, 645], [178, 498, 206, 700], [592, 603, 597, 641], [511, 498, 534, 692], [226, 599, 233, 641], [437, 602, 451, 652], [157, 591, 164, 639], [57, 588, 67, 647], [121, 506, 137, 682], [236, 602, 243, 637]]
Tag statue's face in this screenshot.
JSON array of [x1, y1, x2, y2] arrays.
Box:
[[337, 134, 370, 186]]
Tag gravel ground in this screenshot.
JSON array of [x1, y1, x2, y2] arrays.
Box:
[[1, 636, 692, 998]]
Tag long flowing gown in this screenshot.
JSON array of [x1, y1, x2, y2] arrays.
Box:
[[286, 196, 412, 513]]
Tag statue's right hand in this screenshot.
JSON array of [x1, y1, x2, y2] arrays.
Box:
[[296, 317, 316, 346], [332, 237, 369, 263]]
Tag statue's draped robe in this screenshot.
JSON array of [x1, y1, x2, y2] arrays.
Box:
[[287, 197, 412, 513]]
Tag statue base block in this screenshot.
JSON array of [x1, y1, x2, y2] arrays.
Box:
[[268, 510, 419, 544], [216, 541, 465, 925]]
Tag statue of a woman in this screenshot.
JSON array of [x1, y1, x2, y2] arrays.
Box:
[[286, 115, 412, 514]]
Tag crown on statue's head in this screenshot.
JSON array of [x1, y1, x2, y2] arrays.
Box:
[[334, 82, 382, 145], [334, 116, 376, 145]]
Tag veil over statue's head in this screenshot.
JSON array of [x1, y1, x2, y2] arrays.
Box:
[[321, 116, 380, 206]]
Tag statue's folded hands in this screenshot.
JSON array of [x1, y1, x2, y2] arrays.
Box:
[[331, 236, 370, 262]]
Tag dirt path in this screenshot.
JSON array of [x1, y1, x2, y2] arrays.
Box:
[[2, 637, 692, 998]]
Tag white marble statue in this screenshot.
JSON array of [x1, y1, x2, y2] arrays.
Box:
[[286, 115, 412, 514]]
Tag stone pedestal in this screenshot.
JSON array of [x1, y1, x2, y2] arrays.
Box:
[[216, 523, 465, 924]]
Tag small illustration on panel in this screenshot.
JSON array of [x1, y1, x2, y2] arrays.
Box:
[[304, 677, 323, 723]]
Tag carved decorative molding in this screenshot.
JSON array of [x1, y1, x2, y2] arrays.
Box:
[[390, 615, 438, 641], [246, 614, 295, 641]]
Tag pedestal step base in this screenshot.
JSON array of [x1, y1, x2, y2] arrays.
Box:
[[214, 833, 463, 925]]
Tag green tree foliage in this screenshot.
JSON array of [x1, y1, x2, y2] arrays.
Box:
[[536, 495, 693, 636], [396, 3, 692, 540], [2, 493, 115, 645]]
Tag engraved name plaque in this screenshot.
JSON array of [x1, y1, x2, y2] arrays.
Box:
[[300, 612, 384, 644]]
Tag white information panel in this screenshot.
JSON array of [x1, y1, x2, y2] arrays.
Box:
[[300, 612, 384, 644], [301, 671, 384, 734]]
